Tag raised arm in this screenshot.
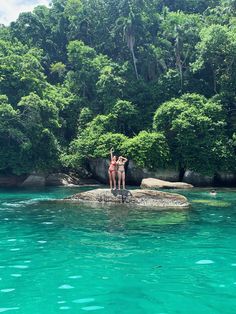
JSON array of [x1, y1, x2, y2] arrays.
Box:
[[110, 148, 114, 161], [120, 156, 128, 163]]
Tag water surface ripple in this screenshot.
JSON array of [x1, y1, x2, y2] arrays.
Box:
[[0, 187, 235, 314]]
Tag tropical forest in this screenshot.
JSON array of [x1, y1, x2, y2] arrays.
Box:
[[1, 2, 236, 313], [0, 0, 236, 180]]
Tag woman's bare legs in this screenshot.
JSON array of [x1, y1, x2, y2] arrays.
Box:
[[108, 171, 113, 189], [112, 171, 116, 189], [122, 172, 126, 189], [118, 171, 121, 190]]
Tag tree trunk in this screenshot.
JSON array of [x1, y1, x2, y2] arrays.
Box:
[[125, 25, 139, 80], [175, 34, 183, 93], [129, 36, 139, 79]]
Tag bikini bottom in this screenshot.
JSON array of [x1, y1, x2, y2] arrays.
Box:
[[118, 170, 125, 174]]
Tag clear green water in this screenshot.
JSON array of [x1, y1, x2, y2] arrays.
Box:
[[0, 187, 236, 314]]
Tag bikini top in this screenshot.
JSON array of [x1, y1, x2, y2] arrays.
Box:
[[110, 161, 116, 167], [117, 162, 125, 168]]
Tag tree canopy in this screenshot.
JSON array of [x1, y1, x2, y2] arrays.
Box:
[[0, 0, 235, 176]]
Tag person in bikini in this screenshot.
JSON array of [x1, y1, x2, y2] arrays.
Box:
[[117, 156, 128, 190], [108, 148, 117, 190]]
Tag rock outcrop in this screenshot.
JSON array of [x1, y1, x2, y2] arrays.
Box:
[[64, 188, 190, 209], [88, 158, 179, 185], [21, 173, 97, 187], [141, 178, 193, 189], [88, 158, 110, 183], [0, 172, 97, 188], [126, 160, 180, 185], [21, 174, 46, 187], [0, 175, 26, 187], [214, 172, 236, 187], [46, 173, 79, 186], [183, 170, 213, 187]]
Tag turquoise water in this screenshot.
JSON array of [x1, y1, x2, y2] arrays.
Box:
[[0, 187, 236, 314]]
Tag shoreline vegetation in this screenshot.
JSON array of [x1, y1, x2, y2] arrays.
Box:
[[0, 0, 235, 183]]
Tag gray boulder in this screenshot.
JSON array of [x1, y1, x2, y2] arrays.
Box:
[[46, 173, 78, 186], [88, 158, 179, 185], [21, 175, 45, 187], [214, 172, 236, 186], [64, 188, 190, 209], [126, 160, 180, 184], [88, 158, 109, 183], [0, 175, 26, 187], [46, 173, 99, 186], [141, 178, 193, 189], [183, 170, 214, 187]]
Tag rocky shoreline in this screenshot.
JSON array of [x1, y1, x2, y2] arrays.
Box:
[[0, 173, 99, 188], [0, 158, 235, 188], [88, 158, 236, 187]]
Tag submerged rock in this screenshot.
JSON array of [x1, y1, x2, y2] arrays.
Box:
[[141, 178, 193, 189], [64, 188, 190, 209]]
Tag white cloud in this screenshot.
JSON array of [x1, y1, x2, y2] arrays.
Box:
[[0, 0, 50, 26]]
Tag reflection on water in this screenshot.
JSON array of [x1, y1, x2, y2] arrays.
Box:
[[0, 199, 190, 234]]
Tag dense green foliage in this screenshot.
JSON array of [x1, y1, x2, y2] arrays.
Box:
[[153, 94, 235, 173], [121, 131, 170, 169], [0, 0, 235, 175]]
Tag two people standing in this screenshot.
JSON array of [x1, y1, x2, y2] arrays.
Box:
[[108, 148, 128, 190]]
